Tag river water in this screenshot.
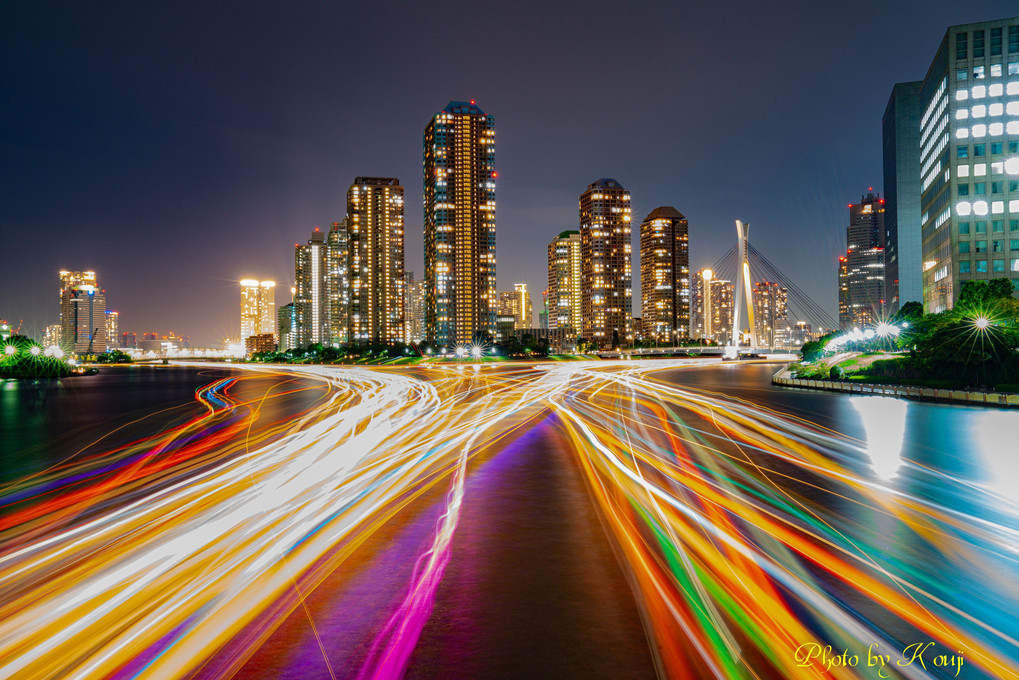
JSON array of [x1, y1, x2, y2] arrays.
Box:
[[1, 362, 1016, 679]]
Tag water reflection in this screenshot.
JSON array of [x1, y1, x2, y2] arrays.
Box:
[[848, 396, 908, 480], [972, 408, 1019, 508]]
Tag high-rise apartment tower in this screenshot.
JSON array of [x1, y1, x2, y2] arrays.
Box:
[[347, 178, 405, 344], [579, 179, 632, 347], [639, 206, 690, 344], [547, 230, 582, 333], [424, 101, 496, 347], [294, 228, 329, 347]]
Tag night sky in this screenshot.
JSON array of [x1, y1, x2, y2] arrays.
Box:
[[3, 1, 1017, 346]]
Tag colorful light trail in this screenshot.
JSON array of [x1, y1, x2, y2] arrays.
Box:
[[0, 360, 1016, 679]]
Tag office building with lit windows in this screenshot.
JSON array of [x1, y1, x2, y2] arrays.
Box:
[[639, 207, 689, 344], [59, 270, 107, 354], [917, 18, 1019, 312], [294, 228, 329, 347], [424, 101, 496, 347], [580, 179, 632, 347], [240, 279, 276, 347], [347, 178, 405, 344], [547, 230, 582, 333], [840, 190, 886, 328]]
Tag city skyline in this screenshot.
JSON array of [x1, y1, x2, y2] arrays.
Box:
[[3, 3, 1019, 345]]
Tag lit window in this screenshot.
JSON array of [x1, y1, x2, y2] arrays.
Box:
[[991, 64, 1003, 77], [1010, 199, 1019, 212], [975, 163, 987, 176], [992, 201, 1005, 214], [1008, 82, 1019, 95], [973, 124, 987, 137], [957, 128, 970, 139], [956, 201, 973, 216], [1006, 158, 1019, 175], [972, 104, 987, 118], [993, 161, 1004, 173], [988, 83, 1003, 97], [1007, 121, 1019, 135], [990, 123, 1004, 136], [989, 103, 1004, 116], [956, 109, 969, 120], [958, 165, 970, 177], [1008, 102, 1019, 115], [973, 200, 989, 215], [1013, 259, 1019, 272], [957, 89, 969, 101]]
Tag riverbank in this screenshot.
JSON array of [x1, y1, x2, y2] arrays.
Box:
[[772, 364, 1019, 408]]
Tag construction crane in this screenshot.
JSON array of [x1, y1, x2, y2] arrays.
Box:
[[84, 327, 99, 362]]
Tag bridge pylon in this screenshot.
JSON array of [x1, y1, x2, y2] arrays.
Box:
[[730, 220, 757, 351]]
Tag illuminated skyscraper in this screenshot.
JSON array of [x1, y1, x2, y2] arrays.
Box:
[[43, 324, 61, 347], [327, 220, 350, 345], [278, 303, 296, 351], [547, 230, 582, 333], [59, 270, 106, 353], [424, 100, 496, 347], [496, 285, 532, 330], [752, 281, 788, 347], [295, 228, 329, 347], [691, 269, 734, 345], [240, 279, 276, 345], [639, 207, 690, 344], [347, 178, 405, 344], [404, 272, 426, 344], [915, 18, 1019, 311], [105, 310, 119, 348], [841, 190, 886, 328], [838, 256, 850, 328], [580, 179, 632, 347]]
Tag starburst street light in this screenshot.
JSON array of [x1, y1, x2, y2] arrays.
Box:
[[974, 316, 991, 330]]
